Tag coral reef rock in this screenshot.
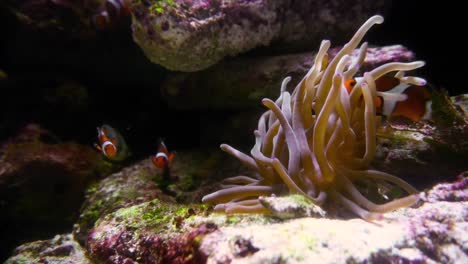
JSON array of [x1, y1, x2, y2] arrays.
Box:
[[4, 234, 92, 264], [4, 150, 467, 263], [74, 149, 243, 245], [161, 45, 414, 110], [0, 123, 107, 261], [200, 177, 468, 263], [4, 0, 105, 39], [373, 92, 468, 188], [73, 159, 176, 245], [451, 94, 468, 124], [86, 200, 218, 264], [131, 0, 386, 71]]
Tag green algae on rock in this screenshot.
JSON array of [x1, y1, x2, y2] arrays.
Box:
[[74, 149, 248, 246], [87, 198, 216, 263], [74, 159, 175, 245]]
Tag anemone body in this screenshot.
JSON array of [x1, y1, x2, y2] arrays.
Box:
[[202, 15, 422, 221]]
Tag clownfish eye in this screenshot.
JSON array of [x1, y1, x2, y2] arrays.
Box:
[[344, 79, 357, 94]]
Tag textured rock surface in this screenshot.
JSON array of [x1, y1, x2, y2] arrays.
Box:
[[161, 45, 414, 110], [81, 176, 468, 264], [73, 149, 247, 245], [0, 123, 108, 261], [4, 152, 467, 263], [421, 172, 467, 202], [200, 177, 468, 263], [259, 195, 327, 220], [4, 234, 92, 264], [73, 159, 176, 245], [131, 0, 386, 71], [86, 199, 218, 264], [451, 94, 468, 123], [372, 92, 468, 188], [4, 0, 105, 39]]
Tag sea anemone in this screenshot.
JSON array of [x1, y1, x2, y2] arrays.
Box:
[[202, 15, 423, 221]]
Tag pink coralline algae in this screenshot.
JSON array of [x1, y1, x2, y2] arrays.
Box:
[[421, 172, 468, 203], [87, 220, 217, 264]]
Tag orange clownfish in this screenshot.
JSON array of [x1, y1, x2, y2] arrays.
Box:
[[151, 140, 175, 170], [92, 0, 131, 30], [94, 124, 130, 161], [344, 75, 432, 122]]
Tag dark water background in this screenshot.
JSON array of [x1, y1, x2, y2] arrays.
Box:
[[0, 1, 464, 159]]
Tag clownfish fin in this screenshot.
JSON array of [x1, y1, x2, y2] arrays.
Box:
[[168, 152, 175, 163], [101, 126, 108, 136], [157, 138, 169, 154], [94, 143, 102, 151], [377, 83, 410, 117]]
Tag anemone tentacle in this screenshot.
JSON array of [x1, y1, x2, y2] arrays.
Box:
[[202, 15, 422, 220]]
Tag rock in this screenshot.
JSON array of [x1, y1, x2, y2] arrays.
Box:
[[73, 149, 246, 245], [451, 94, 468, 123], [259, 195, 327, 220], [86, 199, 217, 264], [161, 45, 414, 110], [199, 178, 468, 263], [4, 234, 92, 264], [0, 123, 108, 261], [372, 92, 468, 188], [328, 44, 416, 73], [131, 0, 386, 71], [73, 159, 176, 245], [4, 0, 104, 39], [6, 153, 466, 263], [421, 172, 468, 203]]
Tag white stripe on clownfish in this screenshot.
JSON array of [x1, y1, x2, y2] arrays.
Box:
[[151, 140, 175, 169], [346, 75, 432, 122], [94, 124, 130, 162], [155, 152, 169, 161], [101, 140, 117, 157], [378, 83, 410, 117]]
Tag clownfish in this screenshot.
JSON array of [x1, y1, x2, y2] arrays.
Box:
[[94, 124, 130, 161], [151, 140, 175, 170], [344, 75, 432, 122], [92, 0, 131, 30]]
